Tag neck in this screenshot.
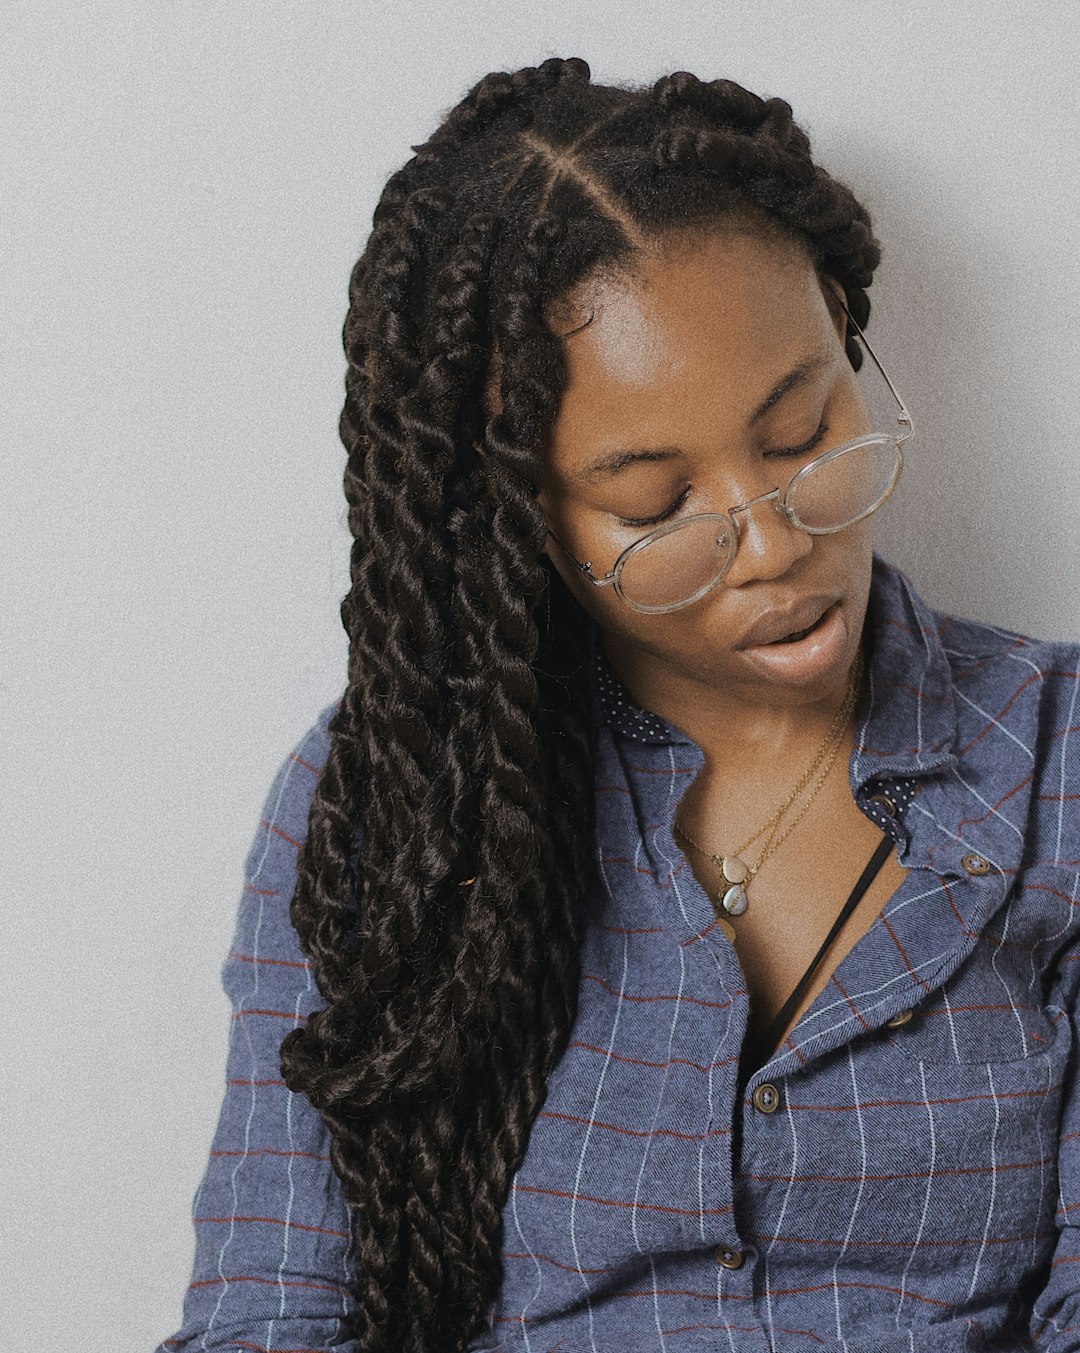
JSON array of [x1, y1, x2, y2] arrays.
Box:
[[599, 632, 864, 776]]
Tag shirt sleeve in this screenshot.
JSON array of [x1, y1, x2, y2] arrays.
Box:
[[1031, 932, 1080, 1351], [154, 703, 358, 1352]]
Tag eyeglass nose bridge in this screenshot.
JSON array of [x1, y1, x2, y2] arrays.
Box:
[[725, 484, 791, 535]]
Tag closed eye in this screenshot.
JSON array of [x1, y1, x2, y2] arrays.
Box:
[[616, 484, 692, 530], [615, 421, 830, 530], [764, 419, 830, 461]]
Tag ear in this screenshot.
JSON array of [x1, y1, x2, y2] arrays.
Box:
[[819, 273, 849, 346]]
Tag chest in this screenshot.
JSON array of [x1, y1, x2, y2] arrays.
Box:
[[677, 783, 909, 1066], [494, 825, 1070, 1347]]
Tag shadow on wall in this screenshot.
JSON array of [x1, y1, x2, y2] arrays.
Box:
[[851, 135, 1076, 641]]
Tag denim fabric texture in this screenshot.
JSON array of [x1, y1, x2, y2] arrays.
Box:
[[157, 555, 1080, 1352]]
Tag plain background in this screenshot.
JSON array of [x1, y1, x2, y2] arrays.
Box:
[[4, 3, 1079, 1348]]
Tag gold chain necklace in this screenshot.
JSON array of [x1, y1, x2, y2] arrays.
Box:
[[672, 648, 863, 935]]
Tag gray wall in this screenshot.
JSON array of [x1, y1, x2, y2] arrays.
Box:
[[4, 3, 1078, 1348]]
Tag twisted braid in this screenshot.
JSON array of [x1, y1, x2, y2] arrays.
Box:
[[647, 69, 878, 367], [279, 57, 884, 1351], [456, 211, 576, 1321], [422, 56, 592, 163]]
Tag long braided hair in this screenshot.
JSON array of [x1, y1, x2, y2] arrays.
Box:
[[278, 57, 882, 1351]]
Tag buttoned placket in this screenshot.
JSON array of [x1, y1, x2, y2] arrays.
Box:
[[730, 770, 1016, 1096], [645, 753, 948, 1328], [585, 557, 1026, 1343]]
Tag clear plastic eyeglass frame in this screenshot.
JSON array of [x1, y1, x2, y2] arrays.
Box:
[[544, 304, 915, 614]]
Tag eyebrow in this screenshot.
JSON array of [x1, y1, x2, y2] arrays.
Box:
[[575, 348, 833, 482]]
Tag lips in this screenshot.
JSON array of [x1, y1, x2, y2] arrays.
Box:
[[776, 620, 819, 644], [735, 599, 851, 687], [737, 596, 840, 650]]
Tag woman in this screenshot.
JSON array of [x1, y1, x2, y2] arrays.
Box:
[[157, 59, 1080, 1352]]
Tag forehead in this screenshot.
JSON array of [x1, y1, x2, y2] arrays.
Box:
[[542, 228, 833, 480]]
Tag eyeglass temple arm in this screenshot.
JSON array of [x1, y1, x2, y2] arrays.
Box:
[[544, 299, 912, 561], [544, 527, 615, 585], [837, 297, 915, 441]]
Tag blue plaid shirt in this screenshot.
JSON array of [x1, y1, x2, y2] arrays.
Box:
[[157, 556, 1080, 1352]]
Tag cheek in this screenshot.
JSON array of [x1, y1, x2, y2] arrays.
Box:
[[821, 515, 875, 571], [829, 524, 876, 623], [539, 485, 625, 621], [541, 535, 676, 660], [852, 517, 877, 566]]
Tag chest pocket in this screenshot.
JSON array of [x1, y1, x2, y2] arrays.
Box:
[[812, 868, 1076, 1301], [880, 862, 1077, 1067], [773, 983, 1071, 1319], [883, 946, 1060, 1066]]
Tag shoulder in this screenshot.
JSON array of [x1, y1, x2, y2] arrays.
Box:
[[226, 698, 343, 984], [871, 555, 1080, 742], [944, 619, 1080, 864], [942, 615, 1080, 827], [935, 605, 1079, 676], [932, 605, 1080, 742], [865, 559, 1080, 866], [241, 698, 341, 878], [884, 566, 1080, 874]]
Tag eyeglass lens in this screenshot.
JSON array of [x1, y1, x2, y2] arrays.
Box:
[[616, 438, 900, 611]]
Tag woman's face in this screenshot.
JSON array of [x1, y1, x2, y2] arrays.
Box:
[[537, 225, 876, 716]]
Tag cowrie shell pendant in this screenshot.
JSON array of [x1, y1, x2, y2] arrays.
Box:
[[721, 856, 749, 885], [721, 883, 748, 916]]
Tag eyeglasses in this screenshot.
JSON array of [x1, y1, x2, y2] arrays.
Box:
[[544, 307, 914, 614]]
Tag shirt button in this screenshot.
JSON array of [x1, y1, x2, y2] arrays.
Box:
[[714, 1244, 746, 1270], [961, 852, 991, 876], [886, 1008, 914, 1028], [752, 1082, 781, 1114]]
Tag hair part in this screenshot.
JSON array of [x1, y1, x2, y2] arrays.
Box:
[[278, 56, 882, 1352]]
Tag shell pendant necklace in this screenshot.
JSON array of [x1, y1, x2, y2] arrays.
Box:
[[672, 648, 863, 942]]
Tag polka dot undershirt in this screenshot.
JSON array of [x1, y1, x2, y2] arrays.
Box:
[[860, 776, 918, 847], [594, 645, 674, 744], [592, 637, 917, 846]]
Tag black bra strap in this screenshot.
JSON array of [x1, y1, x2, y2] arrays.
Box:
[[756, 832, 895, 1060]]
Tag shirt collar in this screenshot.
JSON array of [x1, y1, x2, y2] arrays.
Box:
[[850, 554, 959, 783], [589, 553, 959, 788]]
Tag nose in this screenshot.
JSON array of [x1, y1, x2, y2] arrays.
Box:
[[722, 489, 812, 588]]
